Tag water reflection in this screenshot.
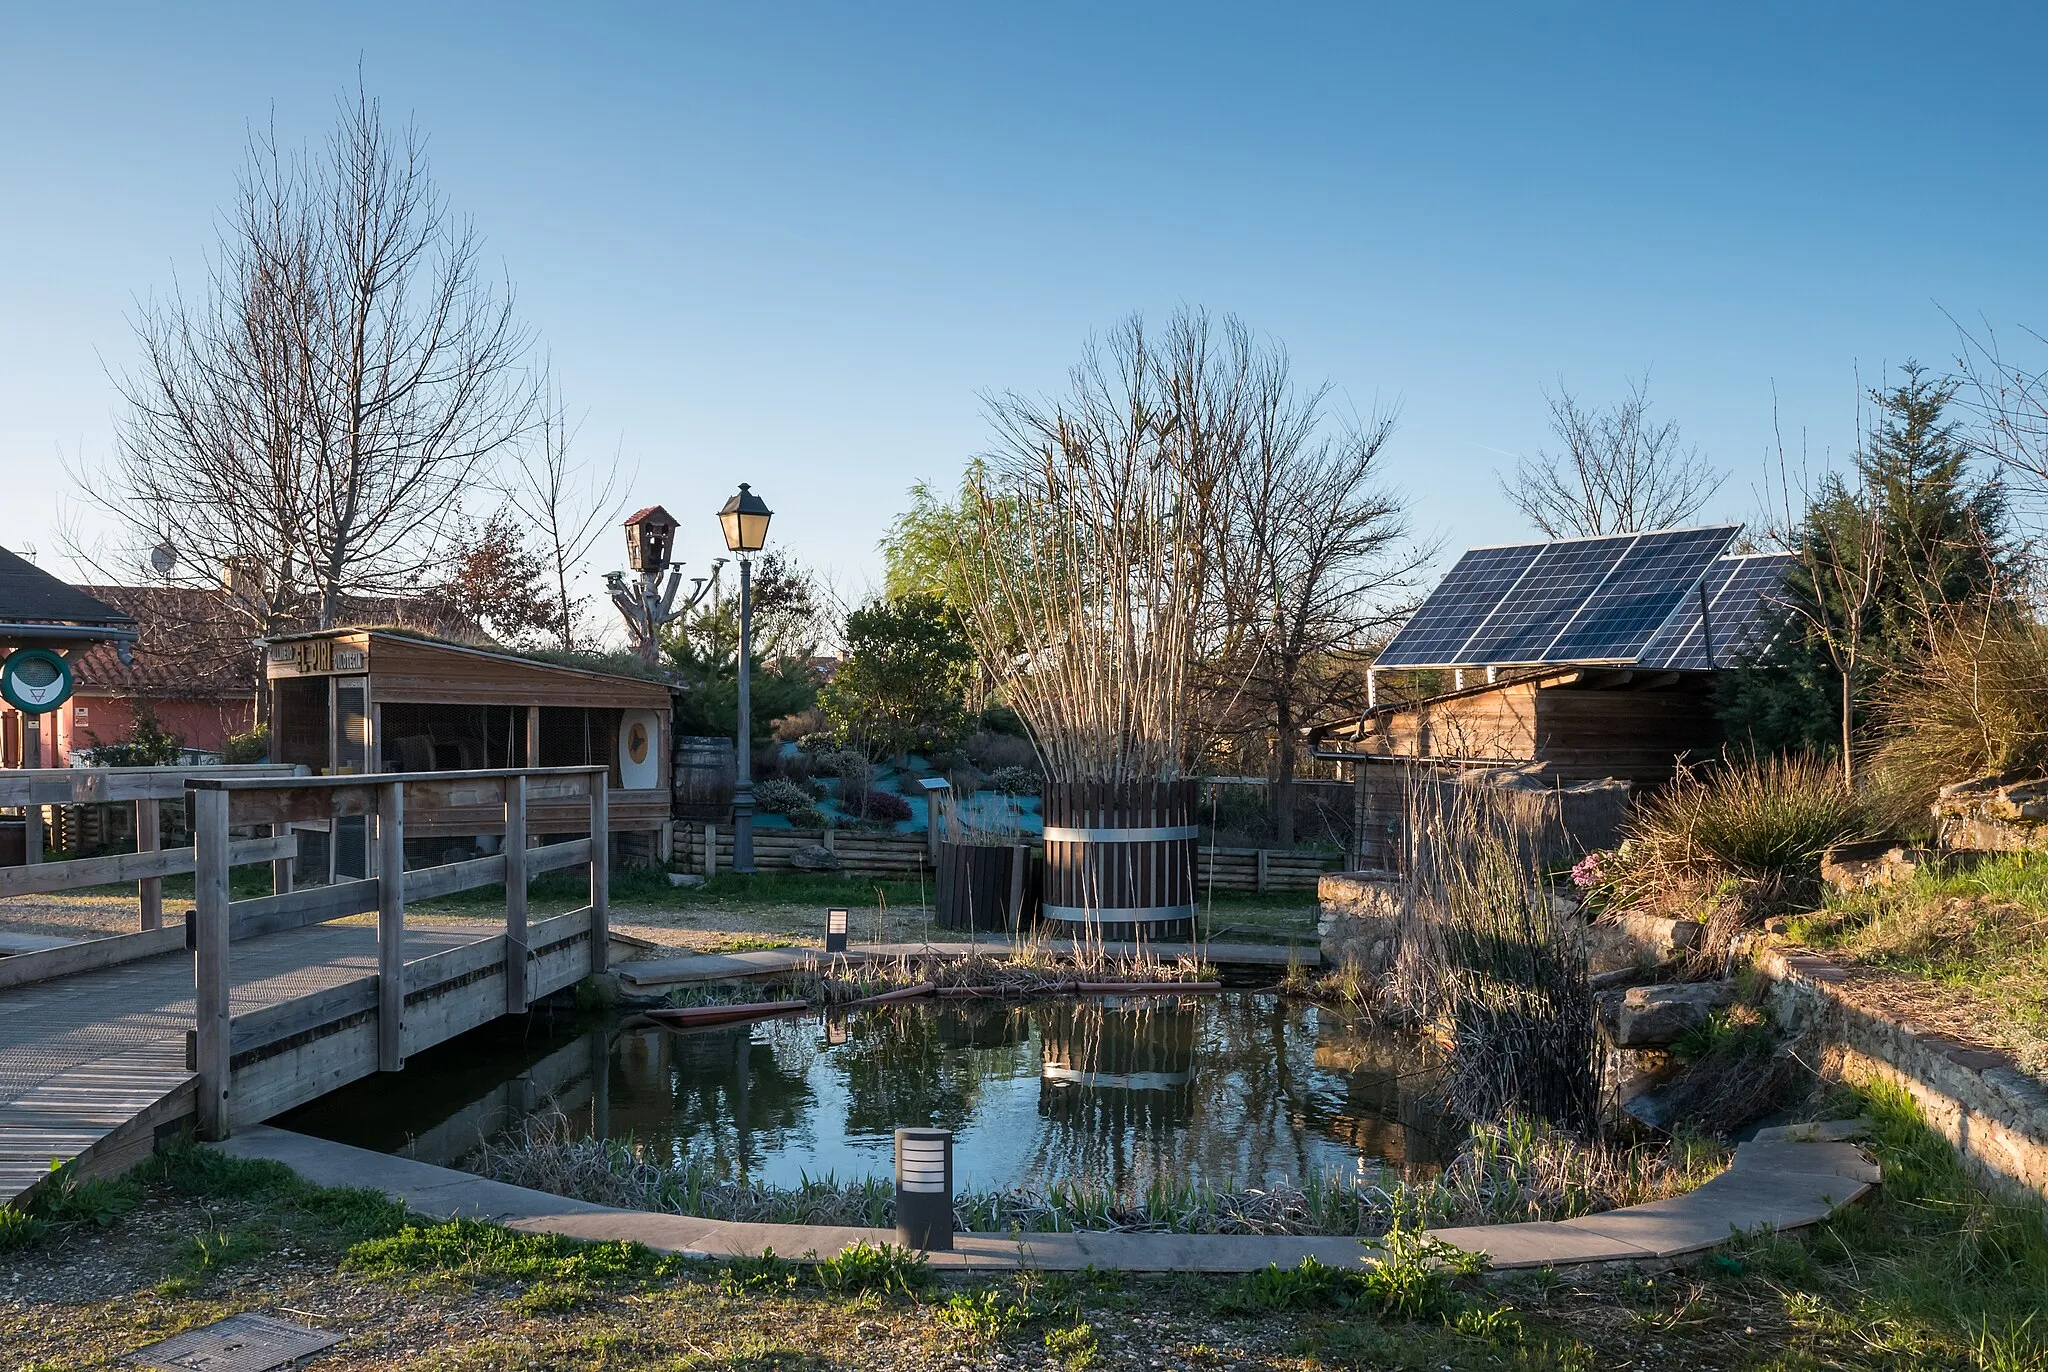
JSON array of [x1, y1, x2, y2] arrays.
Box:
[[282, 994, 1455, 1193]]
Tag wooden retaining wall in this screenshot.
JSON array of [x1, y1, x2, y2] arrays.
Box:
[[672, 822, 1338, 892]]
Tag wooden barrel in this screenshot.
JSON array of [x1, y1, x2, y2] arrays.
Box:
[[1040, 778, 1198, 941], [671, 735, 735, 820], [936, 841, 1038, 932]]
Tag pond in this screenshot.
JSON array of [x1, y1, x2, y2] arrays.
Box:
[[280, 994, 1458, 1194]]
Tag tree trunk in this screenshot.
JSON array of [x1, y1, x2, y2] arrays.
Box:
[[1272, 693, 1297, 849], [1839, 661, 1855, 788]]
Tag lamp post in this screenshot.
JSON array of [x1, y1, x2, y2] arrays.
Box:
[[717, 483, 773, 875]]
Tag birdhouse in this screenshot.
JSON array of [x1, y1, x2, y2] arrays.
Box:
[[622, 505, 680, 573]]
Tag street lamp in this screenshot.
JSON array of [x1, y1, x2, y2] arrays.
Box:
[[717, 483, 773, 874]]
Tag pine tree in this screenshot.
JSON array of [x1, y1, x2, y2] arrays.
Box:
[[1718, 363, 2013, 762]]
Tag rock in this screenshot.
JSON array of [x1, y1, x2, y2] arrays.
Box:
[[1318, 871, 1401, 974], [667, 872, 706, 888], [788, 842, 841, 873], [1821, 841, 1930, 894], [1612, 980, 1737, 1047], [1585, 912, 1702, 975], [1934, 770, 2048, 853]]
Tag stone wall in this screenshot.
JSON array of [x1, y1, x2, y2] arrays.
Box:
[[1318, 871, 1402, 974], [1754, 944, 2048, 1205]]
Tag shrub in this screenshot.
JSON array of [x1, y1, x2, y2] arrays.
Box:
[[752, 777, 815, 817], [1874, 620, 2048, 804], [963, 728, 1038, 772], [222, 725, 270, 764], [986, 764, 1041, 794], [851, 789, 913, 822], [1625, 754, 1876, 886]]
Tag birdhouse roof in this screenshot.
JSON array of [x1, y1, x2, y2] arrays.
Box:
[[623, 505, 678, 529]]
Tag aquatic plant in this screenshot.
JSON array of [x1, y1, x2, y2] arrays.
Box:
[[467, 1111, 1723, 1240]]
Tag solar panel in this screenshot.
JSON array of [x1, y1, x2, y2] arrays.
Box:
[[1372, 525, 1742, 670], [1636, 553, 1797, 671]]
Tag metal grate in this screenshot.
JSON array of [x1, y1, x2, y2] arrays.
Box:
[[126, 1312, 340, 1371]]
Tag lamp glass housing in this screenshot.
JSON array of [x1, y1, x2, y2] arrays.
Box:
[[717, 484, 774, 553]]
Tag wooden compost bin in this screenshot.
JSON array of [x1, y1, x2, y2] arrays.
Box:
[[935, 841, 1039, 933], [1040, 778, 1198, 940]]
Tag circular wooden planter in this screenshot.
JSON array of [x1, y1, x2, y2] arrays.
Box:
[[1040, 779, 1198, 941], [936, 841, 1038, 933]]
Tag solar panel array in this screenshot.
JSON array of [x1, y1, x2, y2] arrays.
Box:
[[1635, 552, 1797, 671], [1374, 525, 1742, 670]]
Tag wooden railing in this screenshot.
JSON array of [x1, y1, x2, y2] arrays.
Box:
[[0, 764, 305, 927], [187, 766, 610, 1139]]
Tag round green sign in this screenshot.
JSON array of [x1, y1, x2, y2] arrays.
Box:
[[1, 649, 74, 714]]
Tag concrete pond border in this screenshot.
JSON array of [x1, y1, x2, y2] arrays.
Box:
[[216, 1122, 1878, 1274]]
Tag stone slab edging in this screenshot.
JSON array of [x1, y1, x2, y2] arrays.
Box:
[[1752, 942, 2048, 1204], [213, 1125, 1876, 1273]]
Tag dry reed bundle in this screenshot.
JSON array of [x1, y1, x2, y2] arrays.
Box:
[[1395, 770, 1600, 1134], [954, 317, 1242, 783]]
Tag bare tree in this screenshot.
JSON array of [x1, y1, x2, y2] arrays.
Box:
[[92, 85, 534, 634], [1501, 376, 1724, 537], [503, 366, 627, 652], [1221, 366, 1428, 845]]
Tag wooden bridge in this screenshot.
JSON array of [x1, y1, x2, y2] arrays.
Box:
[[0, 766, 610, 1206]]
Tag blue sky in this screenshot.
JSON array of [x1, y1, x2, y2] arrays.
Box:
[[3, 3, 2043, 612]]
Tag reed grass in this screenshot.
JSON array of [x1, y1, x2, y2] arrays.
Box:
[[1389, 773, 1600, 1133], [467, 1111, 1724, 1239], [658, 945, 1217, 1011]]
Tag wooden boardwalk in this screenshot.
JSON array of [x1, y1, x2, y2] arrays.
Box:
[[0, 766, 611, 1209]]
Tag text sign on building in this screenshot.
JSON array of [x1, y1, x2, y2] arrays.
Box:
[[267, 641, 368, 675]]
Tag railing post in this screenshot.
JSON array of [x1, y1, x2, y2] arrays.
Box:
[[377, 781, 406, 1071], [504, 775, 528, 1014], [271, 822, 294, 896], [136, 796, 162, 931], [192, 786, 232, 1140], [588, 771, 609, 974]]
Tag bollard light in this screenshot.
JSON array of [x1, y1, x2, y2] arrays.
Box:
[[825, 906, 849, 954], [893, 1127, 954, 1251]]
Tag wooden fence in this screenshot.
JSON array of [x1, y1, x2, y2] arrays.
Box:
[[672, 822, 1338, 892]]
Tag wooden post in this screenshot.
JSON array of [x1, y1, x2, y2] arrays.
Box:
[[588, 774, 609, 974], [1008, 843, 1027, 933], [1256, 847, 1270, 894], [192, 787, 232, 1140], [525, 706, 541, 768], [504, 775, 529, 1014], [376, 781, 406, 1071], [271, 823, 294, 896], [136, 797, 162, 931], [704, 822, 718, 878], [24, 802, 41, 865]]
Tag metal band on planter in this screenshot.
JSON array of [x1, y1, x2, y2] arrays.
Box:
[[1040, 825, 1199, 843], [1040, 778, 1200, 941]]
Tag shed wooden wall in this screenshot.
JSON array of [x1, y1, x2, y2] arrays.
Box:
[[351, 635, 669, 711], [1532, 679, 1724, 783], [1357, 681, 1540, 762]]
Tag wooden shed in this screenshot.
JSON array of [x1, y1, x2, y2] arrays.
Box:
[[263, 629, 674, 878]]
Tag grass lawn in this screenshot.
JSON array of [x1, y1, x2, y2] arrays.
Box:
[[5, 1082, 2045, 1369], [1788, 851, 2048, 1078]]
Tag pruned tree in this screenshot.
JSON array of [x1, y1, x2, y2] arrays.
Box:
[[1500, 376, 1724, 538], [503, 366, 627, 652], [92, 84, 534, 638]]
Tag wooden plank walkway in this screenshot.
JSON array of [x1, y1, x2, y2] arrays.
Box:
[[0, 919, 498, 1205]]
